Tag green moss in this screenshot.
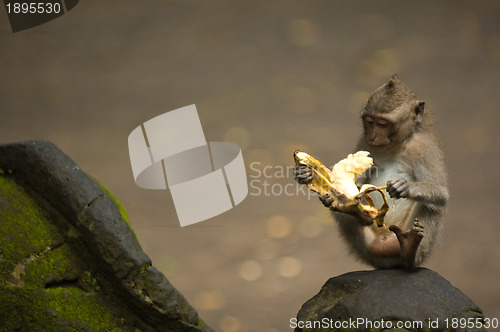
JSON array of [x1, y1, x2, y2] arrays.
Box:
[[0, 168, 13, 175], [43, 287, 122, 331], [81, 270, 101, 292], [0, 175, 128, 330], [23, 244, 81, 288], [0, 176, 63, 281], [0, 285, 126, 331], [139, 263, 150, 275]]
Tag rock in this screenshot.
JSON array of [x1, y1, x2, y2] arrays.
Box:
[[0, 141, 213, 331], [295, 268, 485, 332]]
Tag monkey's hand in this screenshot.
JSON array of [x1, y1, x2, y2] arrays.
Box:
[[320, 188, 348, 208], [321, 191, 374, 226], [319, 192, 334, 208], [294, 165, 313, 184], [387, 178, 410, 199]]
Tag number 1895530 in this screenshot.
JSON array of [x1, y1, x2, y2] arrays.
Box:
[[6, 2, 62, 14]]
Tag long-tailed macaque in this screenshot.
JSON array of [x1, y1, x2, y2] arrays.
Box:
[[295, 75, 448, 269]]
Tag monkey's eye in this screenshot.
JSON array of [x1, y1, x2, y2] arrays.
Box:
[[364, 117, 374, 124], [377, 121, 388, 128]]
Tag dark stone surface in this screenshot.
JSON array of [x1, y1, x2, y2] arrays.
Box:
[[296, 268, 485, 332], [0, 141, 213, 331]]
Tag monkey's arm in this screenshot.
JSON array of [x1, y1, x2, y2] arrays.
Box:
[[387, 178, 448, 206], [387, 141, 449, 207]]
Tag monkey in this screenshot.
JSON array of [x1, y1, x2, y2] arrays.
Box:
[[295, 75, 448, 269]]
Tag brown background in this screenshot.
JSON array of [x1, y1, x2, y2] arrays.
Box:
[[1, 1, 499, 331]]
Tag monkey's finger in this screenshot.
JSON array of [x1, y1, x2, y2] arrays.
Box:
[[294, 165, 311, 176], [413, 225, 424, 234], [294, 166, 313, 184], [388, 185, 408, 199], [294, 165, 310, 171], [296, 175, 313, 184], [321, 193, 332, 201], [386, 181, 397, 191], [399, 188, 410, 198], [296, 171, 312, 179], [386, 183, 394, 193], [387, 179, 400, 186], [388, 178, 405, 190], [387, 187, 399, 199], [389, 225, 404, 237], [319, 193, 333, 207], [295, 171, 312, 179], [413, 219, 424, 232]]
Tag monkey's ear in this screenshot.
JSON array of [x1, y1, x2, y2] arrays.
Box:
[[415, 101, 425, 123], [386, 74, 399, 89]]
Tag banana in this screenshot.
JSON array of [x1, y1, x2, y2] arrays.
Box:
[[294, 150, 389, 227], [330, 151, 373, 199], [293, 151, 333, 196]]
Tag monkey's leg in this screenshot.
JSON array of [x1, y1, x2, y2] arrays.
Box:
[[389, 219, 424, 269]]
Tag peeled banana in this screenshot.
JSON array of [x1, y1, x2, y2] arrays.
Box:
[[294, 150, 389, 227], [331, 151, 373, 199]]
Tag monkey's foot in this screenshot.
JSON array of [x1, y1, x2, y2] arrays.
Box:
[[389, 219, 423, 269]]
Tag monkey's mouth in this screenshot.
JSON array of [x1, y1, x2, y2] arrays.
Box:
[[368, 139, 391, 148]]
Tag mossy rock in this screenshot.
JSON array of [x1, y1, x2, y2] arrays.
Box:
[[0, 141, 212, 332]]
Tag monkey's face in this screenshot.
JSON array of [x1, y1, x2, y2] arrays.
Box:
[[362, 114, 395, 150]]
